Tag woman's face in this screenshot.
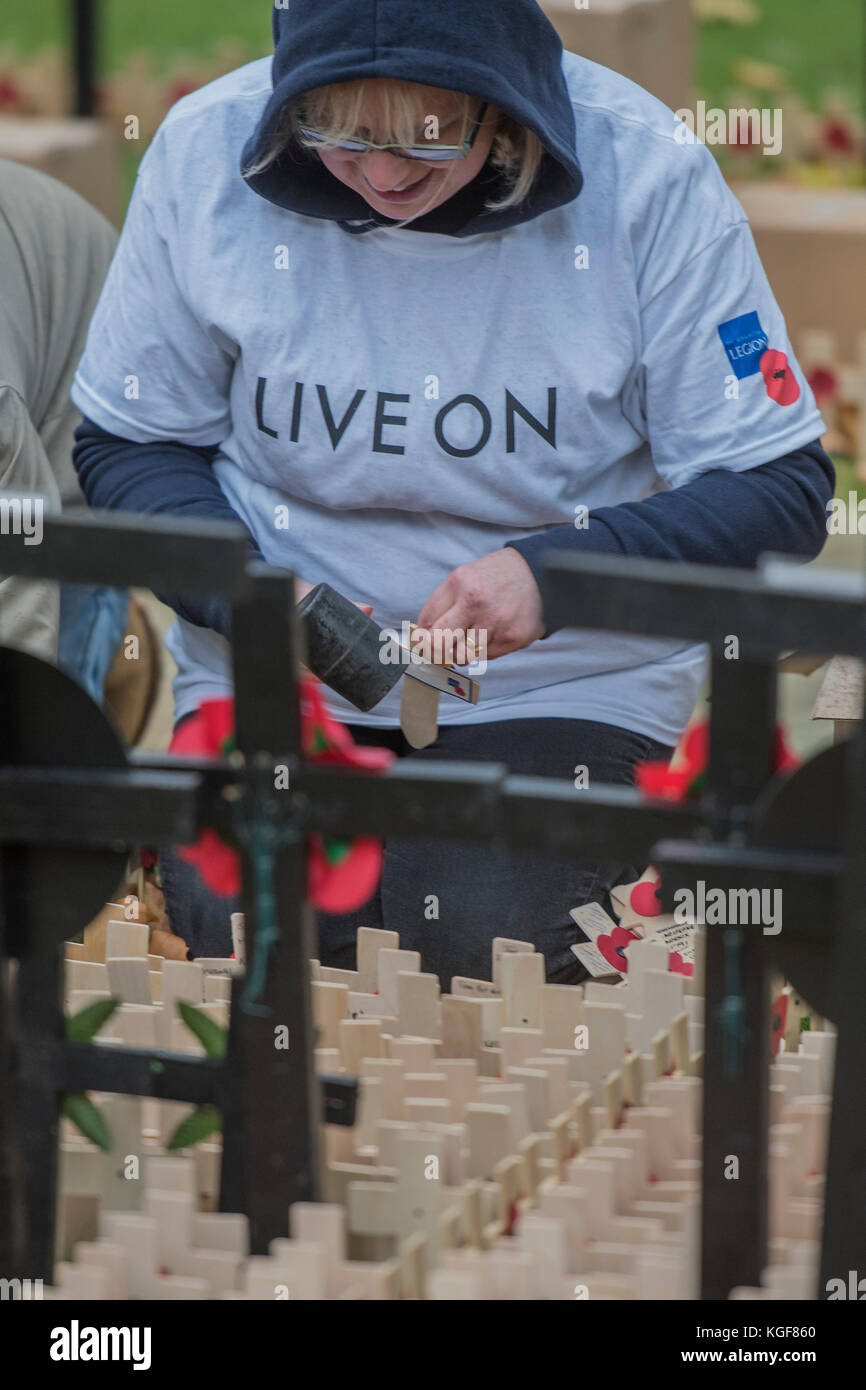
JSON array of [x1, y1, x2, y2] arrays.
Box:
[[316, 80, 499, 221]]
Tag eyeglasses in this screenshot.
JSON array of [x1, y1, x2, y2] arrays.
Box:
[[297, 101, 489, 163]]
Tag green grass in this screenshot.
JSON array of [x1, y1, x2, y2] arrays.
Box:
[[0, 0, 271, 69], [831, 454, 866, 502], [2, 0, 862, 207], [0, 0, 272, 205], [4, 0, 861, 102], [696, 0, 864, 111]]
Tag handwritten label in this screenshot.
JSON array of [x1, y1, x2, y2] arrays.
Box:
[[645, 920, 697, 965], [194, 958, 243, 978], [491, 936, 535, 989], [570, 940, 621, 979], [452, 976, 501, 998], [569, 901, 620, 943]]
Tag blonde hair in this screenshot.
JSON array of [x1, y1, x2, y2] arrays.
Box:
[[246, 79, 543, 216]]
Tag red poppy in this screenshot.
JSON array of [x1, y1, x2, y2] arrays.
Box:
[[774, 725, 799, 775], [597, 925, 639, 974], [0, 76, 24, 111], [178, 824, 241, 898], [668, 952, 694, 978], [821, 118, 857, 157], [171, 683, 394, 912], [770, 990, 788, 1058], [166, 79, 200, 106], [630, 876, 662, 918], [636, 722, 708, 802], [300, 682, 392, 771], [170, 696, 235, 760], [636, 719, 798, 804], [806, 366, 838, 405]]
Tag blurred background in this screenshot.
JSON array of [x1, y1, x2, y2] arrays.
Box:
[[1, 0, 864, 752], [1, 1, 863, 201]]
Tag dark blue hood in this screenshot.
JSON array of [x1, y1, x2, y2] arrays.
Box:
[[241, 0, 582, 236]]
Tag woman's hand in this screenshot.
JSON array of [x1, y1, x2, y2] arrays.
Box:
[[415, 547, 545, 662]]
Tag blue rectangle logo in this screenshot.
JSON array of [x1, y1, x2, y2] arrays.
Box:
[[718, 311, 769, 379]]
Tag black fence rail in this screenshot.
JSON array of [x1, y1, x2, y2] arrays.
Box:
[[1, 514, 864, 1299]]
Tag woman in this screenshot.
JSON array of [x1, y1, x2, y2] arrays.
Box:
[[72, 0, 832, 982]]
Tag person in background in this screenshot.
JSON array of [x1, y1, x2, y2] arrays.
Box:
[[0, 158, 158, 738]]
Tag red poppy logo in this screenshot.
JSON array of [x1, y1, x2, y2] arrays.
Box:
[[760, 348, 800, 406]]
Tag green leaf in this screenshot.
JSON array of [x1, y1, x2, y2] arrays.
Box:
[[177, 1001, 228, 1059], [686, 770, 707, 800], [62, 1093, 112, 1151], [322, 836, 352, 866], [66, 997, 121, 1043], [166, 1105, 222, 1151]]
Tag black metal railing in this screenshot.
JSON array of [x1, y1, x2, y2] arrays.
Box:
[[1, 513, 864, 1299]]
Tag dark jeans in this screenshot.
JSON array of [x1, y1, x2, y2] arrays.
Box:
[[160, 717, 673, 987]]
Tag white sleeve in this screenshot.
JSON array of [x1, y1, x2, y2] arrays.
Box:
[[71, 132, 234, 446], [623, 150, 825, 488]]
